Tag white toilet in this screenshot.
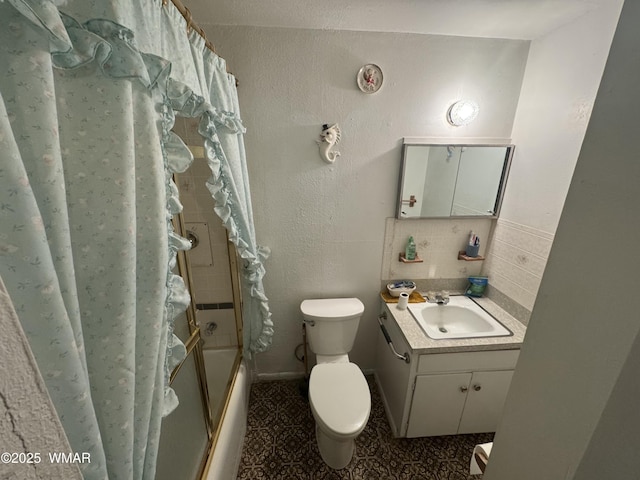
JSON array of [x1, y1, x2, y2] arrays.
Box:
[[300, 297, 371, 469]]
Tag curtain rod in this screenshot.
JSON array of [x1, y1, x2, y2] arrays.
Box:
[[162, 0, 238, 82]]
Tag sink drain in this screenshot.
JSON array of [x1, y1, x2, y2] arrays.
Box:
[[439, 327, 448, 333]]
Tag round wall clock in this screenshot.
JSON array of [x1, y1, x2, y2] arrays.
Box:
[[357, 64, 383, 94]]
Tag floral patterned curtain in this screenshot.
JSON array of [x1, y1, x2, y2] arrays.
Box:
[[0, 1, 272, 478]]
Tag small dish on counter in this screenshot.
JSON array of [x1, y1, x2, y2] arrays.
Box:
[[386, 280, 416, 297]]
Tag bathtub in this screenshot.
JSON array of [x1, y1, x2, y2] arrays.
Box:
[[202, 348, 249, 480]]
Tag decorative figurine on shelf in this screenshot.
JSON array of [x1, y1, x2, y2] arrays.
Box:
[[316, 123, 341, 164]]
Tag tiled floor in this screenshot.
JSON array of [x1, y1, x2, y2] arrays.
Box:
[[237, 376, 492, 479]]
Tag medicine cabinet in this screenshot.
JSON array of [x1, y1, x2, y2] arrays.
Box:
[[396, 139, 514, 219]]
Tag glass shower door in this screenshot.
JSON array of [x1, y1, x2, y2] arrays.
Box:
[[155, 329, 210, 479]]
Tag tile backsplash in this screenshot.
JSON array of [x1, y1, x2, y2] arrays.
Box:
[[381, 216, 553, 325], [381, 217, 494, 281]]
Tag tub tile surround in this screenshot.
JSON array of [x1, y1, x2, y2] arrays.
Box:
[[237, 376, 490, 479], [197, 309, 239, 347], [173, 119, 238, 349]]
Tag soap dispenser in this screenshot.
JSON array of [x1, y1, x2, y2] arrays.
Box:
[[405, 236, 416, 261]]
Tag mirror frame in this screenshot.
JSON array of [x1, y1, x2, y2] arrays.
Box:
[[396, 137, 515, 219]]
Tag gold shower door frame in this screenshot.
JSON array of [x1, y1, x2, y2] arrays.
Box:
[[168, 211, 244, 480]]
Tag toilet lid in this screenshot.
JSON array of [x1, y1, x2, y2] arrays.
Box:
[[300, 298, 364, 321], [309, 363, 371, 437]]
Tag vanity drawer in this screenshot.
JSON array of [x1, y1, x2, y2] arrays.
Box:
[[417, 349, 519, 374]]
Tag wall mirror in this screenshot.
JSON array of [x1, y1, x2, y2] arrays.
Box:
[[396, 140, 514, 219]]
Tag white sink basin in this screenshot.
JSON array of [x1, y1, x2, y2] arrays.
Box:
[[407, 296, 512, 339]]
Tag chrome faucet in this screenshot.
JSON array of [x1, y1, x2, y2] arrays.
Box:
[[435, 293, 449, 305], [427, 291, 450, 305]]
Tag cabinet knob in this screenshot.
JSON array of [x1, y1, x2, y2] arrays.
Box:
[[473, 384, 482, 391], [460, 386, 468, 393]]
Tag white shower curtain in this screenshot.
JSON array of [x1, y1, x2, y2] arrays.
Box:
[[0, 1, 272, 478]]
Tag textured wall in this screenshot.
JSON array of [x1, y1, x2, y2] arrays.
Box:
[[204, 25, 529, 376], [0, 277, 82, 480], [486, 1, 640, 477], [499, 3, 622, 234], [483, 2, 622, 317]]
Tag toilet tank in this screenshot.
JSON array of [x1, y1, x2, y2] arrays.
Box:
[[301, 298, 365, 355]]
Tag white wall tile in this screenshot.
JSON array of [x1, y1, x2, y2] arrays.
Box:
[[191, 159, 211, 178], [185, 222, 214, 267], [382, 217, 494, 280], [208, 220, 228, 246], [483, 218, 554, 312], [197, 309, 239, 348]]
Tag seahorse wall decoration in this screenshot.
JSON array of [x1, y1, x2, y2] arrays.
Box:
[[316, 123, 341, 164]]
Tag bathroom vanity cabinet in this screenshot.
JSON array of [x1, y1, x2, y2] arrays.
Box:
[[375, 300, 523, 438], [407, 351, 517, 437]]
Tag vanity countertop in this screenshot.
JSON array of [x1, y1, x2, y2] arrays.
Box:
[[384, 294, 526, 355]]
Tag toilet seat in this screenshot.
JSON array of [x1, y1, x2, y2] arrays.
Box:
[[309, 362, 371, 438]]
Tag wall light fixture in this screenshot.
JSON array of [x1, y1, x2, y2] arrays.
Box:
[[447, 100, 479, 126]]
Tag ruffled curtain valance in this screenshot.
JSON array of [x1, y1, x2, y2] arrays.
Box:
[[168, 76, 274, 352], [0, 1, 272, 478]]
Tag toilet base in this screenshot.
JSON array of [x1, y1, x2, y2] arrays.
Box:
[[315, 424, 355, 470]]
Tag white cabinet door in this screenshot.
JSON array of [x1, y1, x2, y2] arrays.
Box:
[[406, 373, 472, 437], [458, 370, 514, 434]]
